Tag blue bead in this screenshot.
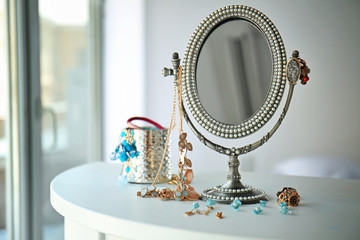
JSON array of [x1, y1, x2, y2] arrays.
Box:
[[129, 174, 135, 182], [125, 166, 130, 173], [110, 152, 117, 161], [129, 143, 136, 150], [206, 199, 216, 207], [182, 191, 189, 197], [231, 199, 242, 211], [119, 175, 128, 184], [193, 202, 200, 209], [280, 202, 288, 207], [259, 200, 267, 207], [280, 206, 290, 215], [252, 207, 263, 215], [119, 152, 129, 162], [130, 151, 137, 158], [174, 191, 182, 197], [121, 132, 126, 137], [124, 144, 132, 152], [140, 188, 147, 196]]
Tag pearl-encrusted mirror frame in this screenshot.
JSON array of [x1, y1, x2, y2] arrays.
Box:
[[183, 5, 287, 139]]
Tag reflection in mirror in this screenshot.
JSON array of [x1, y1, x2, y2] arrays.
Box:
[[197, 19, 272, 125]]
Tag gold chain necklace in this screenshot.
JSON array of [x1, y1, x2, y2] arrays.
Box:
[[137, 66, 199, 201]]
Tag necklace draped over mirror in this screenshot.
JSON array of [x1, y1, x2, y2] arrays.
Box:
[[138, 62, 200, 201]]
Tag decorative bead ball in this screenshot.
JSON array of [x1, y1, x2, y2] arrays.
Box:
[[277, 187, 300, 207]]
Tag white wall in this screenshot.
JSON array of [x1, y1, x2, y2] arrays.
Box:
[[105, 0, 360, 176], [143, 0, 360, 174], [103, 0, 145, 160]]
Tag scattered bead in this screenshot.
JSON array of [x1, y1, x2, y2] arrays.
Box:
[[206, 199, 216, 207], [280, 206, 292, 215], [231, 199, 242, 211], [110, 152, 117, 161], [259, 200, 267, 207], [252, 207, 263, 215], [184, 211, 194, 217], [193, 202, 200, 209], [118, 175, 128, 184], [140, 188, 147, 197], [216, 212, 224, 219], [204, 207, 213, 216], [182, 191, 189, 197], [280, 202, 288, 208]]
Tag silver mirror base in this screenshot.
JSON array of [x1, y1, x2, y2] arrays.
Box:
[[201, 184, 268, 204], [200, 155, 268, 204]]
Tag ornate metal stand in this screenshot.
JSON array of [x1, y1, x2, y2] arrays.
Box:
[[200, 156, 267, 204]]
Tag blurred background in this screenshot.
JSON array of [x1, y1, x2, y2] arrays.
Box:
[[1, 0, 360, 239]]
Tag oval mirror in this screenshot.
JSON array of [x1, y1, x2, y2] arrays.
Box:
[[183, 6, 287, 139], [197, 19, 272, 125]]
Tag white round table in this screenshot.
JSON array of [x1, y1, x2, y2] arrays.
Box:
[[51, 162, 360, 240]]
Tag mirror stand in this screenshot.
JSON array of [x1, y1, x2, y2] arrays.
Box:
[[162, 5, 309, 205], [201, 155, 267, 204]]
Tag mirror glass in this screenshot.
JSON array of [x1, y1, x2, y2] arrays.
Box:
[[196, 19, 272, 125]]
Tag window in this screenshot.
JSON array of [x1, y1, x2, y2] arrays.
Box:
[[0, 0, 9, 238], [39, 0, 100, 239], [3, 0, 103, 239]]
